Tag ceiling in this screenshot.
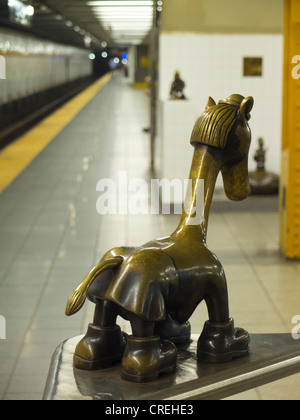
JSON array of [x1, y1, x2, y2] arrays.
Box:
[[0, 0, 157, 50]]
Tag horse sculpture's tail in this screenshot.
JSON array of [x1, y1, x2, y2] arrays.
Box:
[[65, 256, 123, 316]]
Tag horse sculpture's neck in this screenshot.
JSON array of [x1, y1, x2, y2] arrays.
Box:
[[174, 147, 222, 243]]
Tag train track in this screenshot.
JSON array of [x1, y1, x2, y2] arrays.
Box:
[[0, 76, 97, 150]]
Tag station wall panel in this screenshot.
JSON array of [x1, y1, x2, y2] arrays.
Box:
[[159, 33, 283, 184], [0, 27, 93, 106]]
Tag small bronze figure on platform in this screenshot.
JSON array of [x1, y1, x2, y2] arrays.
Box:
[[169, 70, 186, 100], [66, 94, 254, 383], [249, 137, 279, 195], [254, 137, 266, 170]]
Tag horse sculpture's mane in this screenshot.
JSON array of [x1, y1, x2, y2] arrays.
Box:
[[190, 94, 245, 149]]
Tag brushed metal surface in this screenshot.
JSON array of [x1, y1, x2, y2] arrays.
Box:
[[43, 334, 300, 400]]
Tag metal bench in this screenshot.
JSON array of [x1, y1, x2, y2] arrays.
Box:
[[43, 333, 300, 400]]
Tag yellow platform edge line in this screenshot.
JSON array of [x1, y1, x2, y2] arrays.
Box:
[[0, 72, 112, 194]]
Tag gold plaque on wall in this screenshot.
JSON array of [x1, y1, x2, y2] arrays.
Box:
[[140, 56, 150, 68], [243, 57, 263, 77]]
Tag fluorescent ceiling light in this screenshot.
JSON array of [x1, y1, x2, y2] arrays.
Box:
[[97, 16, 152, 20], [94, 16, 152, 21], [88, 0, 154, 45], [91, 7, 153, 13], [93, 10, 153, 15], [26, 5, 34, 16], [114, 39, 141, 44], [109, 23, 152, 27], [94, 15, 152, 20], [111, 30, 151, 34], [111, 32, 151, 37], [87, 1, 153, 6]]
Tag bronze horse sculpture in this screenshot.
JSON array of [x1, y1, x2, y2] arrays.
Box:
[[66, 93, 254, 383]]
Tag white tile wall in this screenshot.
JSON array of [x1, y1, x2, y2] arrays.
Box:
[[159, 33, 283, 186], [156, 100, 199, 182]]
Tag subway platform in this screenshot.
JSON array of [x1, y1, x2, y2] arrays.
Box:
[[0, 73, 300, 400]]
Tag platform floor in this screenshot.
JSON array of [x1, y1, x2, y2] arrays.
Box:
[[0, 73, 300, 400]]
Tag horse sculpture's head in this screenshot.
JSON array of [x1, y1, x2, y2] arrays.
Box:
[[190, 94, 254, 201]]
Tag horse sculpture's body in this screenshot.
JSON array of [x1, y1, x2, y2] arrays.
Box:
[[66, 94, 254, 383]]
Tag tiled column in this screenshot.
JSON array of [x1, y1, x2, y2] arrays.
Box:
[[280, 0, 300, 258]]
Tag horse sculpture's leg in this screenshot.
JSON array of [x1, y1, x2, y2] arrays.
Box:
[[197, 272, 250, 363], [154, 315, 191, 345], [73, 298, 127, 370], [120, 313, 177, 383], [204, 273, 230, 323], [92, 298, 119, 327]]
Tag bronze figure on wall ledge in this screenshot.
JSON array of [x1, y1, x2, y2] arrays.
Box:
[[66, 94, 254, 383], [249, 137, 279, 195], [169, 70, 186, 100]]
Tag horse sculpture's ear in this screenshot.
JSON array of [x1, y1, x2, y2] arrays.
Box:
[[240, 96, 254, 126], [206, 96, 216, 110]]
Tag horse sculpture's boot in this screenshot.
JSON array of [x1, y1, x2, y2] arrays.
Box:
[[197, 318, 250, 363], [121, 335, 177, 382], [154, 315, 191, 345], [74, 324, 127, 370]]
